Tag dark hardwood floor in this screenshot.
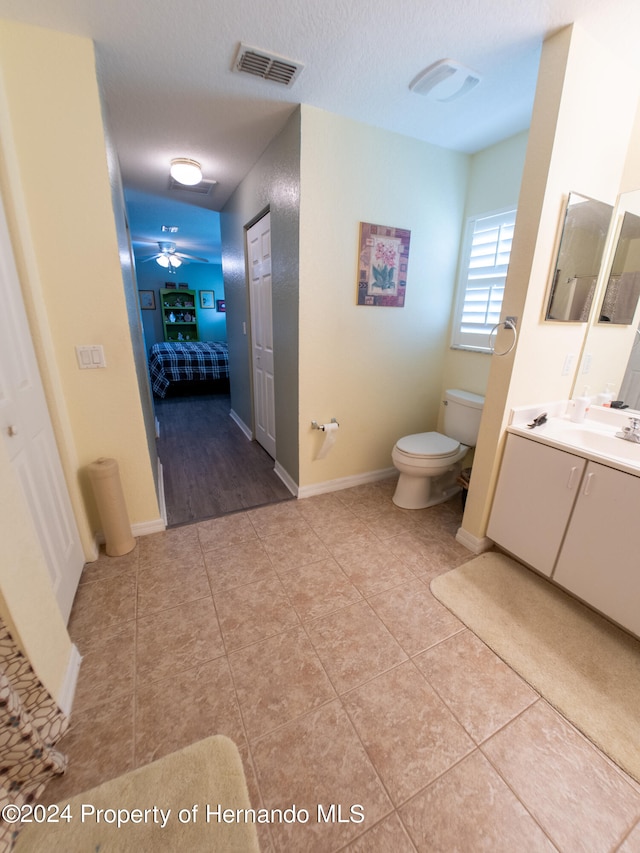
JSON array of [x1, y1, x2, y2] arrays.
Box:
[[154, 391, 293, 527]]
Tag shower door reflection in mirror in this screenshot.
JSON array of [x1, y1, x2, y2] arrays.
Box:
[[598, 210, 640, 325], [546, 192, 613, 322]]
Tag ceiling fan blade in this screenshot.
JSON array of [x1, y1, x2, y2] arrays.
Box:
[[139, 254, 161, 262], [176, 252, 209, 263]]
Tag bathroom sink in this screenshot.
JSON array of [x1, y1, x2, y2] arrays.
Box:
[[551, 426, 640, 462], [509, 417, 640, 472]]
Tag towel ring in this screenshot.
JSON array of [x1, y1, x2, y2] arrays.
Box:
[[488, 319, 517, 356]]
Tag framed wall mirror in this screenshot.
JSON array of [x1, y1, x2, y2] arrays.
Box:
[[545, 192, 614, 322], [571, 189, 640, 412], [597, 209, 640, 324]]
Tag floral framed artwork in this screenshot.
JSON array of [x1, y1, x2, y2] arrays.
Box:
[[200, 290, 215, 309], [357, 222, 411, 307], [139, 290, 156, 310]]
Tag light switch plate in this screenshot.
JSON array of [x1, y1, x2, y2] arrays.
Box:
[[76, 345, 106, 369], [561, 353, 575, 376]]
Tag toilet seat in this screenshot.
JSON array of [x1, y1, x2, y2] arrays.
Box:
[[395, 431, 460, 459]]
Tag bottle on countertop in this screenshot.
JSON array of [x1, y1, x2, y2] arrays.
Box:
[[595, 383, 614, 407], [570, 385, 591, 423]]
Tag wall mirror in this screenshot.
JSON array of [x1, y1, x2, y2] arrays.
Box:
[[545, 192, 614, 322], [597, 209, 640, 324], [572, 189, 640, 411]]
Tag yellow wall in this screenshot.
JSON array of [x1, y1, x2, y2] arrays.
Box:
[[0, 20, 161, 700], [621, 100, 640, 193], [462, 24, 640, 545], [298, 107, 469, 488], [0, 21, 160, 542]]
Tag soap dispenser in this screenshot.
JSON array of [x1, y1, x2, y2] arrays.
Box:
[[570, 386, 591, 423], [595, 383, 614, 407]]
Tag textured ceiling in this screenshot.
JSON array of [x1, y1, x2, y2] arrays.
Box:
[[0, 0, 638, 261]]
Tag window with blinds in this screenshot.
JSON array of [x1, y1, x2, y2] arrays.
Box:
[[451, 208, 517, 350]]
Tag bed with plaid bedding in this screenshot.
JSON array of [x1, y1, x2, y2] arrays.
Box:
[[149, 341, 229, 397]]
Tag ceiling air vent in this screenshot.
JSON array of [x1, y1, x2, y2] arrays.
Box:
[[168, 177, 215, 195], [233, 43, 304, 87]]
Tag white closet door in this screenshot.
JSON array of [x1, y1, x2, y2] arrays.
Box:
[[0, 191, 84, 623], [247, 212, 276, 458]]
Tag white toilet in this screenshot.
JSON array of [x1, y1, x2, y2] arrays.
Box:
[[391, 389, 485, 509]]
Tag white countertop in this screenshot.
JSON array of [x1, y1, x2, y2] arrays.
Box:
[[506, 403, 640, 477]]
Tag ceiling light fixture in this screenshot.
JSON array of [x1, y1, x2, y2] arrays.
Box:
[[156, 253, 182, 269], [169, 158, 203, 186], [409, 59, 481, 102]]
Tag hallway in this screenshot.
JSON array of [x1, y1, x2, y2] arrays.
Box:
[[155, 392, 293, 526]]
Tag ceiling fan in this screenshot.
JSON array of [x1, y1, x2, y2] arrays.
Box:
[[138, 241, 209, 270]]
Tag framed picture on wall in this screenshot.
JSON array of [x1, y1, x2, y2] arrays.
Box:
[[200, 290, 215, 309], [356, 222, 411, 307], [139, 290, 156, 310], [216, 300, 226, 312]]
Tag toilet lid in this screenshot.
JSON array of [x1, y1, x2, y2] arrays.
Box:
[[396, 431, 460, 458]]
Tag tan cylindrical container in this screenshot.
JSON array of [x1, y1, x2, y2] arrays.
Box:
[[87, 457, 136, 556]]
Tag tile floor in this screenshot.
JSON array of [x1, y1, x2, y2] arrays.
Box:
[[44, 479, 640, 852]]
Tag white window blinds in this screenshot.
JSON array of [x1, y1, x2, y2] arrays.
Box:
[[452, 208, 516, 350]]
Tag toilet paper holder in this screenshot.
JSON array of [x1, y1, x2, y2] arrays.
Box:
[[311, 418, 339, 431]]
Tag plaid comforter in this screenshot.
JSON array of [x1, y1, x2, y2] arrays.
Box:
[[149, 341, 229, 397]]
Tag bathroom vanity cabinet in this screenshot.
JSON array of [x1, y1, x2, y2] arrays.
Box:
[[488, 432, 640, 637], [553, 459, 640, 637], [487, 435, 586, 577]]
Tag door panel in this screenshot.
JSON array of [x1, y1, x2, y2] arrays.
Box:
[[553, 461, 640, 636], [487, 435, 586, 576], [247, 213, 276, 458], [0, 191, 84, 623]]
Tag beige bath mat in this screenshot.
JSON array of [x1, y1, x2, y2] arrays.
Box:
[[431, 552, 640, 783], [15, 735, 259, 852]]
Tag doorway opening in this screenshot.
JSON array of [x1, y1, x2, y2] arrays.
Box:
[[132, 201, 290, 527], [154, 386, 291, 527]]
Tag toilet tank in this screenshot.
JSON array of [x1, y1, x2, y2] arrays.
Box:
[[443, 389, 485, 446]]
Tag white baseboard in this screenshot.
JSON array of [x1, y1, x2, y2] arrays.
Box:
[[132, 518, 166, 536], [58, 643, 82, 717], [157, 458, 167, 526], [229, 409, 252, 440], [86, 538, 100, 563], [94, 516, 166, 548], [455, 526, 494, 554], [274, 462, 298, 496], [297, 467, 396, 499]]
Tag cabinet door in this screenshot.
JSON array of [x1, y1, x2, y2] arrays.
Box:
[[487, 435, 586, 576], [553, 462, 640, 636]]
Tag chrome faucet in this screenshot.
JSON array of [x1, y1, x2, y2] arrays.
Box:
[[616, 416, 640, 443]]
